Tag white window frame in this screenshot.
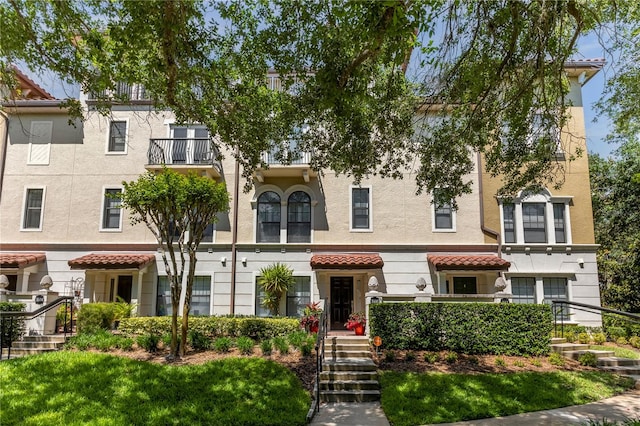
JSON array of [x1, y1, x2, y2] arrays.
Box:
[[253, 271, 313, 317], [252, 185, 315, 244], [106, 119, 129, 154], [190, 275, 213, 316], [499, 190, 572, 245], [27, 121, 52, 165], [431, 189, 456, 232], [20, 186, 46, 231], [349, 185, 373, 232], [100, 186, 124, 232]]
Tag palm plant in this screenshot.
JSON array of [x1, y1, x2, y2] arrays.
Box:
[[258, 263, 295, 316]]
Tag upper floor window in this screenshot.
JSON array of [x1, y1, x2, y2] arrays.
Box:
[[27, 121, 52, 165], [170, 125, 210, 164], [351, 187, 371, 231], [101, 188, 123, 231], [432, 188, 456, 232], [257, 191, 281, 243], [22, 187, 45, 231], [287, 191, 311, 243], [108, 121, 127, 153], [500, 190, 571, 245]]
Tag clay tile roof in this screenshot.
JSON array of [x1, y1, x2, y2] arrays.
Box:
[[428, 254, 510, 271], [310, 254, 384, 270], [0, 253, 47, 268], [68, 253, 156, 270]]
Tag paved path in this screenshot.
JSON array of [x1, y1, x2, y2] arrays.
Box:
[[309, 390, 640, 426]]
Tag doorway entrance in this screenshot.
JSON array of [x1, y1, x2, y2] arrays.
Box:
[[116, 275, 133, 303], [330, 277, 353, 330]]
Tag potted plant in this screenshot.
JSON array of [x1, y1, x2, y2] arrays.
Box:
[[345, 311, 366, 335], [300, 302, 322, 333]]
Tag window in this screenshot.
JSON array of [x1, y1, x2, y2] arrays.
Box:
[[257, 191, 281, 242], [286, 276, 311, 316], [553, 203, 566, 243], [511, 277, 536, 304], [156, 277, 172, 316], [351, 187, 371, 231], [27, 121, 52, 165], [544, 277, 568, 319], [503, 203, 516, 243], [523, 203, 546, 243], [191, 276, 211, 316], [255, 282, 270, 317], [287, 191, 311, 243], [108, 121, 127, 153], [433, 189, 455, 230], [453, 277, 477, 294], [170, 125, 210, 164], [22, 188, 44, 230], [101, 188, 122, 230]]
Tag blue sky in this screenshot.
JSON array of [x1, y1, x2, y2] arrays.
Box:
[[25, 32, 618, 158]]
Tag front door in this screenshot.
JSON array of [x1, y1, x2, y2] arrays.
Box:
[[330, 277, 353, 330], [116, 275, 133, 303]]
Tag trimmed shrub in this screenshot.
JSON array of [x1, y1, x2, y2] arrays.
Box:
[[606, 326, 627, 341], [212, 337, 233, 353], [578, 352, 598, 367], [188, 330, 211, 350], [564, 330, 576, 343], [424, 352, 439, 364], [0, 302, 26, 345], [369, 302, 552, 355], [616, 336, 629, 346], [593, 332, 607, 345], [578, 332, 591, 344], [77, 303, 120, 333], [629, 336, 640, 349], [236, 336, 255, 355], [136, 334, 160, 353], [444, 351, 458, 364]]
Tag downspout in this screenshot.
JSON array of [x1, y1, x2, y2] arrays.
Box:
[[229, 147, 240, 314], [0, 111, 9, 204], [477, 152, 502, 257]]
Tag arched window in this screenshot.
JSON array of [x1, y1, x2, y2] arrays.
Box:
[[287, 191, 311, 243], [257, 191, 281, 242]]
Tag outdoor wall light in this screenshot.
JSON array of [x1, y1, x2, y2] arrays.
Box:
[[220, 256, 227, 266], [241, 257, 247, 266], [577, 258, 585, 268]]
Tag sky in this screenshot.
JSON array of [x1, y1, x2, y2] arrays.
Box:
[[24, 31, 619, 158]]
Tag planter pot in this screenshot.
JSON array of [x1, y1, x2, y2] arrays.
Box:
[[354, 324, 365, 335]]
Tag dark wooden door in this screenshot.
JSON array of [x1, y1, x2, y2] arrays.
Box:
[[116, 275, 133, 303], [330, 277, 353, 330]]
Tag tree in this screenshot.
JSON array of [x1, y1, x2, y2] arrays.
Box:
[[258, 263, 295, 316], [590, 141, 640, 312], [121, 169, 229, 357], [1, 0, 636, 200]]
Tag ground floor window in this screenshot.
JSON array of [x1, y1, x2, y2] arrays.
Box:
[[511, 277, 536, 304], [156, 276, 172, 316], [191, 276, 211, 316], [544, 277, 568, 319], [256, 275, 311, 317]]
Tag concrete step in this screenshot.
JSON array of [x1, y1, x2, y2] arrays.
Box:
[[324, 336, 369, 346], [320, 390, 380, 403], [319, 380, 380, 391], [323, 358, 377, 372], [563, 350, 615, 360], [601, 366, 640, 375], [551, 343, 590, 353], [551, 337, 567, 344], [320, 371, 378, 381], [325, 343, 370, 352], [598, 357, 640, 367], [3, 347, 57, 357], [21, 335, 67, 343], [12, 341, 65, 350], [324, 350, 372, 359]]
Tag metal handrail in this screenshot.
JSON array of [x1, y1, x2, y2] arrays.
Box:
[[0, 296, 75, 360], [314, 306, 328, 414], [551, 300, 640, 338]]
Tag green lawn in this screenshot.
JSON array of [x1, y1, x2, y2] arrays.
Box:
[[380, 371, 635, 426], [590, 345, 640, 359], [0, 351, 310, 426]]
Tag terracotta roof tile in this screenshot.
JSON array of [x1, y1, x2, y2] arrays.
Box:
[[428, 254, 510, 271], [68, 253, 156, 270], [310, 254, 384, 270], [0, 253, 46, 268]]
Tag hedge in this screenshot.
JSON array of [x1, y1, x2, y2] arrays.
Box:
[[118, 316, 300, 340], [369, 302, 552, 356], [603, 313, 640, 339], [0, 302, 27, 345]]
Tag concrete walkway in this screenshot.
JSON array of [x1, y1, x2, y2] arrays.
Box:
[[309, 390, 640, 426]]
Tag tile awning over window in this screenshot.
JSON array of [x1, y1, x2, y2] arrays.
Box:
[[68, 253, 156, 270], [428, 254, 511, 271], [0, 253, 46, 268], [310, 254, 384, 270]]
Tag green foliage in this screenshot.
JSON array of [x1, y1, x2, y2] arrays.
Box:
[[616, 336, 629, 346], [530, 359, 543, 367], [384, 350, 396, 362], [630, 336, 640, 349], [273, 336, 289, 354], [369, 302, 552, 355], [0, 352, 310, 426], [300, 342, 313, 357], [494, 357, 506, 367], [212, 337, 233, 353], [513, 360, 525, 368], [444, 352, 458, 364], [424, 352, 439, 364], [593, 332, 607, 345], [0, 302, 26, 345], [258, 263, 295, 316], [578, 332, 591, 344], [65, 331, 132, 352], [549, 352, 565, 367], [379, 371, 634, 425], [606, 326, 627, 341], [77, 303, 121, 333], [260, 339, 273, 356], [589, 345, 640, 360], [564, 330, 576, 343], [136, 334, 160, 353], [188, 330, 211, 351], [578, 352, 598, 367], [236, 336, 255, 355], [603, 314, 640, 339], [405, 351, 415, 362], [287, 331, 307, 350]]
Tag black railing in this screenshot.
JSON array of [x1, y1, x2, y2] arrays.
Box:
[[312, 306, 328, 417], [88, 83, 149, 101], [147, 138, 218, 166], [551, 300, 640, 338], [0, 296, 75, 360]]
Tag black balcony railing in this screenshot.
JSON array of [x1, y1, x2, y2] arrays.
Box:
[[147, 138, 218, 166], [88, 83, 149, 101]]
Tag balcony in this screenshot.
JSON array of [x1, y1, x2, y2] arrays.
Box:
[[145, 138, 221, 178], [255, 147, 316, 182], [87, 83, 151, 103]]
